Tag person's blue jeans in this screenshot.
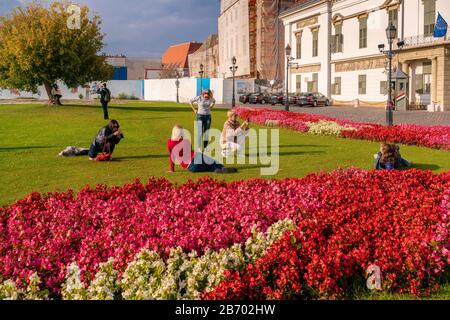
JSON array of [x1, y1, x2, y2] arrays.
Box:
[[196, 114, 211, 150], [88, 142, 115, 158], [101, 100, 109, 120], [187, 152, 223, 173], [375, 160, 394, 170]]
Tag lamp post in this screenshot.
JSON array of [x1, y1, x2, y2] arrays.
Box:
[[284, 44, 298, 112], [175, 73, 180, 104], [199, 63, 204, 93], [230, 56, 238, 108], [270, 80, 275, 94], [378, 23, 404, 126]]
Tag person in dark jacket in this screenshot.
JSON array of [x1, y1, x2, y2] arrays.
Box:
[[97, 82, 111, 120], [51, 83, 63, 105], [88, 120, 124, 160], [374, 142, 411, 170]]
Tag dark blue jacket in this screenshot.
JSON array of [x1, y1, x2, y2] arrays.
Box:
[[97, 88, 111, 103]]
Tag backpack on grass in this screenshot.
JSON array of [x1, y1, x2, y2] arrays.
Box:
[[105, 89, 111, 103], [96, 142, 112, 161]]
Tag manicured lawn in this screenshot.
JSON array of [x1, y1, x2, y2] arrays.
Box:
[[1, 101, 450, 206], [0, 100, 449, 299]]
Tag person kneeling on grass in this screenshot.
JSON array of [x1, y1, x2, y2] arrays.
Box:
[[168, 125, 237, 174], [375, 142, 411, 170], [221, 110, 249, 157], [89, 120, 124, 161]]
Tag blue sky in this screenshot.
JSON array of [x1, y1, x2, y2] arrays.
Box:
[[0, 0, 220, 57]]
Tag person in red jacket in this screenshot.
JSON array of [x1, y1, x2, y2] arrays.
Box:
[[168, 125, 237, 174]]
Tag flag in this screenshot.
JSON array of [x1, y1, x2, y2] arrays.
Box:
[[434, 13, 448, 38]]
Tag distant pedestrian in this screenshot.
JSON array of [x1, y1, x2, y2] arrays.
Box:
[[51, 83, 62, 105], [190, 89, 216, 151], [97, 82, 111, 120]]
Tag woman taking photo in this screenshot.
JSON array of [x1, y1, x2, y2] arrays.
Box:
[[88, 120, 124, 161], [221, 110, 249, 157], [190, 89, 215, 151]]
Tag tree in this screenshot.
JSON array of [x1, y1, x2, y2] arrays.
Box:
[[0, 1, 113, 104]]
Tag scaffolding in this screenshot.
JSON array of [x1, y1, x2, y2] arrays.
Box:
[[254, 0, 301, 85], [220, 0, 303, 84]]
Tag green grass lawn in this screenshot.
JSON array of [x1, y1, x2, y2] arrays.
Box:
[[0, 100, 449, 299], [1, 101, 449, 206]]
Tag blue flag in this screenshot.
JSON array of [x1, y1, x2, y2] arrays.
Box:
[[434, 13, 448, 38]]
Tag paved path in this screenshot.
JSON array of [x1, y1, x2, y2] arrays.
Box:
[[234, 104, 450, 126]]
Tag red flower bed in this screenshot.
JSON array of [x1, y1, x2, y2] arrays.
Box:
[[0, 178, 316, 295], [1, 170, 449, 298], [204, 169, 450, 299], [236, 107, 450, 150], [341, 124, 450, 150]]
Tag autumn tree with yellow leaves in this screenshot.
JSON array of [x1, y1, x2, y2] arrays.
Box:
[[0, 1, 113, 104]]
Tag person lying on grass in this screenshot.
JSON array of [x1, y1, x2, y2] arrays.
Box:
[[89, 120, 124, 161], [375, 142, 411, 170], [167, 124, 237, 174]]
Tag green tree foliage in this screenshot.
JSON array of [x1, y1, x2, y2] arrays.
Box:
[[0, 1, 113, 102]]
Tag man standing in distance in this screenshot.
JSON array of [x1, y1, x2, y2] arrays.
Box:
[[97, 82, 111, 120]]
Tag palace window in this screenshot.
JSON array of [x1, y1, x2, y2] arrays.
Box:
[[359, 17, 368, 49], [296, 34, 302, 59], [308, 73, 319, 92], [312, 30, 319, 57], [388, 8, 398, 30], [296, 75, 302, 93], [358, 75, 367, 95], [313, 73, 319, 92], [332, 25, 343, 53], [423, 61, 432, 93], [332, 77, 341, 95], [424, 0, 436, 36], [380, 81, 388, 95]]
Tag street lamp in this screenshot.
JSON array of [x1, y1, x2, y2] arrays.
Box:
[[270, 80, 275, 94], [175, 73, 180, 104], [284, 44, 298, 112], [230, 56, 238, 108], [378, 23, 403, 126], [199, 63, 204, 93]]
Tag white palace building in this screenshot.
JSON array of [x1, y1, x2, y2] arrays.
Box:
[[280, 0, 450, 111]]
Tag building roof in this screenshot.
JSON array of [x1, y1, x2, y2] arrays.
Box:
[[279, 0, 326, 18], [162, 42, 203, 69]]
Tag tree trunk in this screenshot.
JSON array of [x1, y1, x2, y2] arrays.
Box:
[[44, 82, 55, 106]]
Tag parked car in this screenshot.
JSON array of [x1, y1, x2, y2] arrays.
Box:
[[249, 93, 270, 104], [297, 92, 331, 107], [269, 93, 284, 105], [239, 93, 252, 104], [269, 93, 300, 105], [288, 93, 300, 105]]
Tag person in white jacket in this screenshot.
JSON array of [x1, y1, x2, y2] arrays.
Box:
[[220, 110, 249, 157]]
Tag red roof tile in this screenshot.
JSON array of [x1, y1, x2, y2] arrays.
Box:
[[162, 42, 203, 69]]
